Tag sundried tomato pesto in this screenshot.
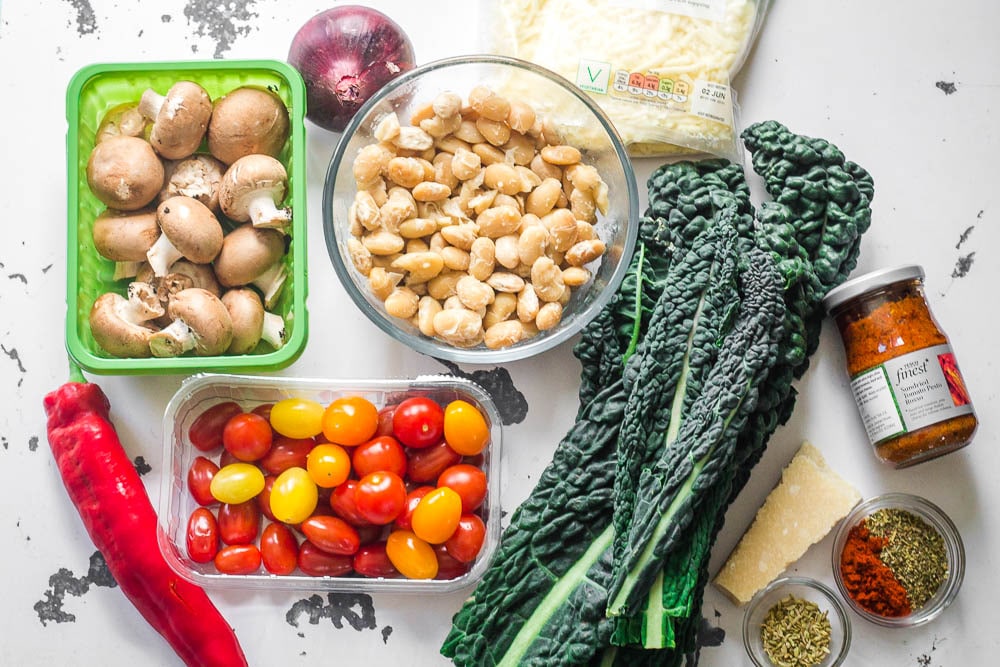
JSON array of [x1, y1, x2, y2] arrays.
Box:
[[823, 266, 976, 468]]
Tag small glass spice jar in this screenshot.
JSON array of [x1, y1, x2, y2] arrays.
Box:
[[822, 265, 977, 468]]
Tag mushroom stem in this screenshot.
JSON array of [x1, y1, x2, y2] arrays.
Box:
[[149, 318, 197, 357], [247, 193, 292, 230], [138, 89, 167, 120], [253, 261, 288, 310], [146, 232, 184, 277], [261, 310, 287, 349], [123, 281, 166, 322]]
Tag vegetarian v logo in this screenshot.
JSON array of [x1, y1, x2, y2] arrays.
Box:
[[586, 66, 602, 83]]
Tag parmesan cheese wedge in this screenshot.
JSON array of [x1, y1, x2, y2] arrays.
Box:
[[713, 442, 861, 605]]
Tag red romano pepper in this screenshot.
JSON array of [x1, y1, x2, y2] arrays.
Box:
[[43, 369, 248, 667]]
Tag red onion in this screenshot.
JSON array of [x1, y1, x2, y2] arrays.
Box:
[[288, 5, 416, 133]]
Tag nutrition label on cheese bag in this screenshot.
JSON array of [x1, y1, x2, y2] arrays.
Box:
[[850, 344, 974, 445]]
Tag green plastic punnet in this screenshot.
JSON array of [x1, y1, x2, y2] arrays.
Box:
[[65, 60, 308, 375]]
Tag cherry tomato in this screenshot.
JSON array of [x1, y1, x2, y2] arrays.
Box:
[[352, 436, 407, 478], [353, 542, 401, 578], [257, 475, 278, 522], [269, 467, 319, 524], [210, 462, 265, 504], [260, 522, 299, 575], [218, 501, 261, 545], [251, 403, 273, 421], [392, 397, 444, 449], [322, 396, 379, 446], [385, 530, 438, 579], [269, 397, 325, 439], [356, 524, 384, 545], [222, 412, 273, 462], [411, 486, 463, 544], [187, 456, 219, 506], [437, 464, 488, 513], [434, 543, 472, 580], [329, 480, 373, 527], [301, 515, 361, 555], [376, 405, 396, 437], [298, 541, 353, 577], [219, 449, 241, 468], [445, 514, 486, 563], [406, 440, 462, 483], [189, 402, 242, 452], [354, 471, 408, 525], [185, 507, 219, 563], [260, 435, 314, 475], [306, 443, 352, 488], [443, 400, 490, 456], [214, 544, 262, 574], [394, 486, 434, 531]]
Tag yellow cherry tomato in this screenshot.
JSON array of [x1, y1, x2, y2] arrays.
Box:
[[411, 486, 463, 544], [322, 396, 379, 446], [269, 467, 318, 524], [443, 400, 489, 456], [269, 397, 325, 439], [306, 443, 351, 488], [209, 463, 265, 504], [385, 530, 438, 579]]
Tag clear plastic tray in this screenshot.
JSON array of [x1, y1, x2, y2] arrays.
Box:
[[157, 373, 502, 592]]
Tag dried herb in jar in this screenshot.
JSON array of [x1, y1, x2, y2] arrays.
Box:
[[760, 595, 832, 667]]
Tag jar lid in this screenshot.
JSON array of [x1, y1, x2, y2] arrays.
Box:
[[822, 265, 925, 312]]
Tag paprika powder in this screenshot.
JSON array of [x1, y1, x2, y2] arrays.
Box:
[[822, 265, 977, 467], [838, 522, 911, 617]]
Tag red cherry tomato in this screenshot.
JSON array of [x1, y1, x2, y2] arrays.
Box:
[[329, 479, 373, 527], [222, 412, 274, 462], [406, 440, 462, 483], [385, 530, 438, 579], [445, 514, 487, 563], [392, 397, 444, 448], [355, 524, 385, 545], [434, 543, 472, 580], [298, 541, 354, 577], [214, 544, 262, 575], [301, 515, 361, 555], [376, 405, 396, 437], [257, 475, 277, 522], [437, 464, 488, 513], [306, 443, 352, 488], [321, 396, 379, 446], [353, 542, 402, 578], [217, 501, 261, 545], [260, 435, 314, 475], [394, 486, 434, 531], [352, 435, 407, 478], [354, 471, 408, 525], [189, 401, 242, 452], [185, 507, 219, 563], [251, 403, 274, 421], [218, 448, 241, 468], [260, 522, 299, 575], [187, 456, 219, 506], [411, 486, 463, 544], [443, 400, 490, 456]]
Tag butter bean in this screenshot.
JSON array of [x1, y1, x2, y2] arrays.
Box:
[[485, 320, 525, 349]]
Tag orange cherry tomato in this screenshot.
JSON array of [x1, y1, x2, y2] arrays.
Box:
[[411, 486, 463, 544], [321, 396, 379, 446], [385, 530, 438, 579], [443, 400, 490, 456], [306, 443, 352, 488]]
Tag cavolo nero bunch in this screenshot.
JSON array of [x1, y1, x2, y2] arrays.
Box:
[[441, 121, 875, 666]]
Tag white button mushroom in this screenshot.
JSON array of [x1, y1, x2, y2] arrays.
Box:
[[147, 196, 225, 276], [138, 81, 213, 160], [88, 282, 165, 358], [218, 154, 292, 230], [159, 154, 226, 212], [221, 288, 286, 354], [92, 208, 160, 262], [86, 136, 165, 211], [213, 224, 287, 309], [207, 86, 290, 165], [148, 287, 234, 357]]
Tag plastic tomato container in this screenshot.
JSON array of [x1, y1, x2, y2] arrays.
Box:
[[157, 373, 502, 592], [65, 60, 308, 374]]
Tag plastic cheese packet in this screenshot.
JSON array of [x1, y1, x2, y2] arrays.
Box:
[[488, 0, 771, 162]]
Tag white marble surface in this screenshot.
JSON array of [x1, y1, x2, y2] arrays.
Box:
[[1, 0, 997, 665]]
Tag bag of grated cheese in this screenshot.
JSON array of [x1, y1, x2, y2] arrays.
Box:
[[491, 0, 770, 162]]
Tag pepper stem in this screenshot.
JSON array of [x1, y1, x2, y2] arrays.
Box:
[[68, 359, 85, 384]]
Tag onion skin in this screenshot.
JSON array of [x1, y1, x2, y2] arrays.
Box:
[[288, 5, 415, 133]]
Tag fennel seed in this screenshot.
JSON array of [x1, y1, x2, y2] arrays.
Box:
[[760, 594, 832, 667]]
